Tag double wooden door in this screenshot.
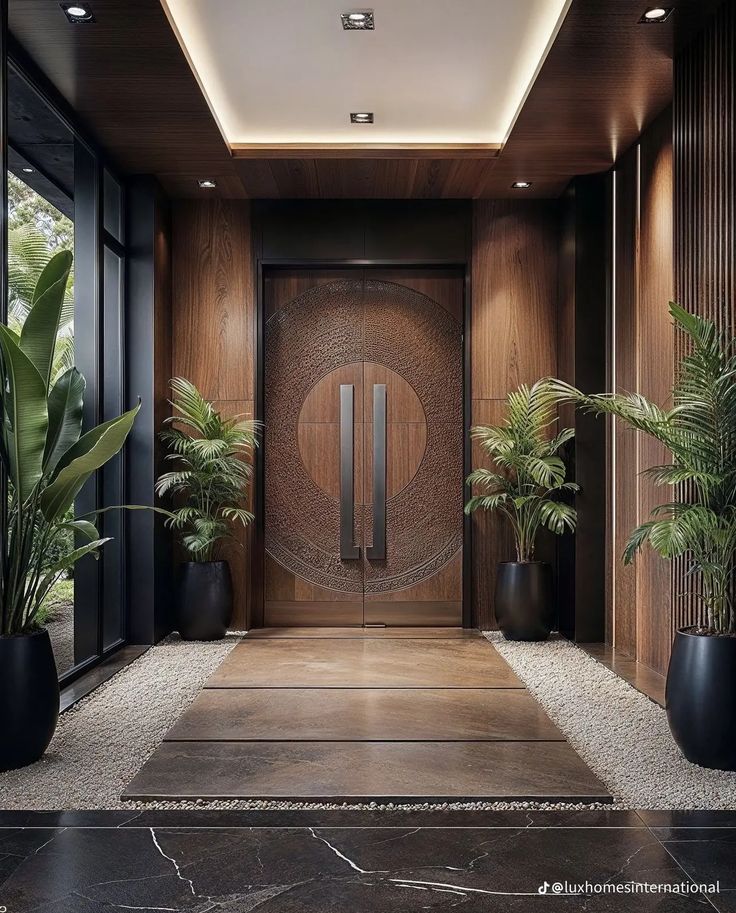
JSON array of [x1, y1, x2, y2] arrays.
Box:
[[264, 269, 464, 626]]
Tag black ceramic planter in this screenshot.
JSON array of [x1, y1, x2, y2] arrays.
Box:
[[0, 629, 60, 771], [494, 561, 554, 641], [178, 560, 233, 641], [666, 627, 736, 771]]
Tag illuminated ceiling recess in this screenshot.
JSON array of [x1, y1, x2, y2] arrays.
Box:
[[160, 0, 572, 150]]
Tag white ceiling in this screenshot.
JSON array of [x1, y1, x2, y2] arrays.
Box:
[[161, 0, 572, 147]]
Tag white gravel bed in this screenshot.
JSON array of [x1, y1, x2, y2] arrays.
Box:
[[5, 627, 735, 811], [0, 634, 239, 810], [485, 631, 736, 809]]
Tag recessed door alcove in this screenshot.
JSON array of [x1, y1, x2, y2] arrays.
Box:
[[263, 269, 464, 626]]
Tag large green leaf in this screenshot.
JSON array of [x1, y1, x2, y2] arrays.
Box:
[[34, 538, 112, 609], [40, 404, 140, 521], [31, 250, 73, 305], [44, 367, 86, 475], [0, 323, 49, 501], [20, 259, 72, 391], [57, 519, 99, 542]]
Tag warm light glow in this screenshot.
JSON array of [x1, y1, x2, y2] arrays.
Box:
[[644, 7, 667, 19], [160, 0, 573, 147], [198, 179, 217, 188], [512, 180, 532, 189]]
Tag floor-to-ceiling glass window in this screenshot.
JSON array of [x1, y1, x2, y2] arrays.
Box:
[[5, 57, 128, 683], [7, 66, 77, 677]]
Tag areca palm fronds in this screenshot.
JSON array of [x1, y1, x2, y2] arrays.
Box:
[[465, 379, 578, 562], [555, 302, 736, 634], [156, 378, 260, 562]]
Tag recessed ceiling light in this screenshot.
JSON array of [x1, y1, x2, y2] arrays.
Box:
[[22, 167, 34, 174], [198, 179, 217, 189], [512, 181, 532, 189], [60, 2, 95, 22], [639, 6, 673, 22], [350, 112, 374, 124], [341, 10, 374, 30]]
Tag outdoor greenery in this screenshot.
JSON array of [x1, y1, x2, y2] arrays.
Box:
[[0, 251, 140, 636], [8, 172, 74, 254], [559, 302, 736, 635], [8, 175, 76, 595], [465, 379, 578, 562], [156, 378, 259, 562], [9, 223, 75, 383]]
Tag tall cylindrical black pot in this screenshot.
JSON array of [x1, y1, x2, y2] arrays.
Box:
[[666, 628, 736, 771], [178, 560, 233, 641], [494, 561, 554, 641], [0, 629, 60, 771]]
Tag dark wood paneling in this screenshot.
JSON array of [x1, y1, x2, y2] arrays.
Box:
[[470, 202, 560, 629], [471, 201, 558, 400], [673, 0, 736, 635], [9, 0, 720, 199], [8, 1, 243, 198], [637, 108, 674, 675], [171, 201, 256, 629], [172, 200, 254, 402], [607, 108, 674, 675], [611, 146, 639, 659]]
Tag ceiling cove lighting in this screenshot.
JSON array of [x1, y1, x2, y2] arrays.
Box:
[[198, 179, 217, 189], [161, 0, 571, 146], [639, 7, 673, 22], [341, 10, 374, 30], [350, 112, 374, 124], [512, 181, 532, 189], [60, 3, 95, 22]]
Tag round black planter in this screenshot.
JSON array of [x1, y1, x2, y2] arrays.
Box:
[[0, 629, 60, 772], [178, 560, 233, 641], [494, 561, 554, 641], [666, 627, 736, 771]]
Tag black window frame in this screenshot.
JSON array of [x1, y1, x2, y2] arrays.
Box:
[[3, 37, 131, 687]]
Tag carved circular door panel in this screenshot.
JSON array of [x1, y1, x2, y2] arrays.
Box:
[[265, 277, 463, 598]]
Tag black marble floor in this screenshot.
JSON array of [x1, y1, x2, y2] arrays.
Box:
[[1, 810, 734, 911]]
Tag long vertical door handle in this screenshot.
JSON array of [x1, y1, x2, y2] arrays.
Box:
[[367, 383, 387, 559], [339, 384, 360, 560]]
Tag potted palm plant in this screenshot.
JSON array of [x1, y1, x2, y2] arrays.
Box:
[[0, 252, 140, 771], [156, 379, 259, 640], [566, 302, 736, 770], [465, 379, 578, 640]]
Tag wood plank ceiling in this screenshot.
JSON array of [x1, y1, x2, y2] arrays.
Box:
[[8, 0, 724, 199]]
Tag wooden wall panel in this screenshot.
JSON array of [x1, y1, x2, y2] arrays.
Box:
[[637, 108, 675, 675], [608, 108, 674, 675], [472, 201, 558, 399], [471, 201, 560, 629], [171, 201, 256, 629], [673, 0, 736, 634], [172, 200, 254, 402], [611, 147, 639, 659]]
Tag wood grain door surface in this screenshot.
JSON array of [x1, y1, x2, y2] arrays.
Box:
[[264, 269, 463, 626]]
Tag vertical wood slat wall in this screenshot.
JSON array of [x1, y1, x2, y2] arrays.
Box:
[[673, 0, 736, 634], [609, 107, 674, 675]]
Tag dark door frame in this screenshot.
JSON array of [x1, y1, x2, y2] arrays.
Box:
[[252, 258, 473, 629]]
